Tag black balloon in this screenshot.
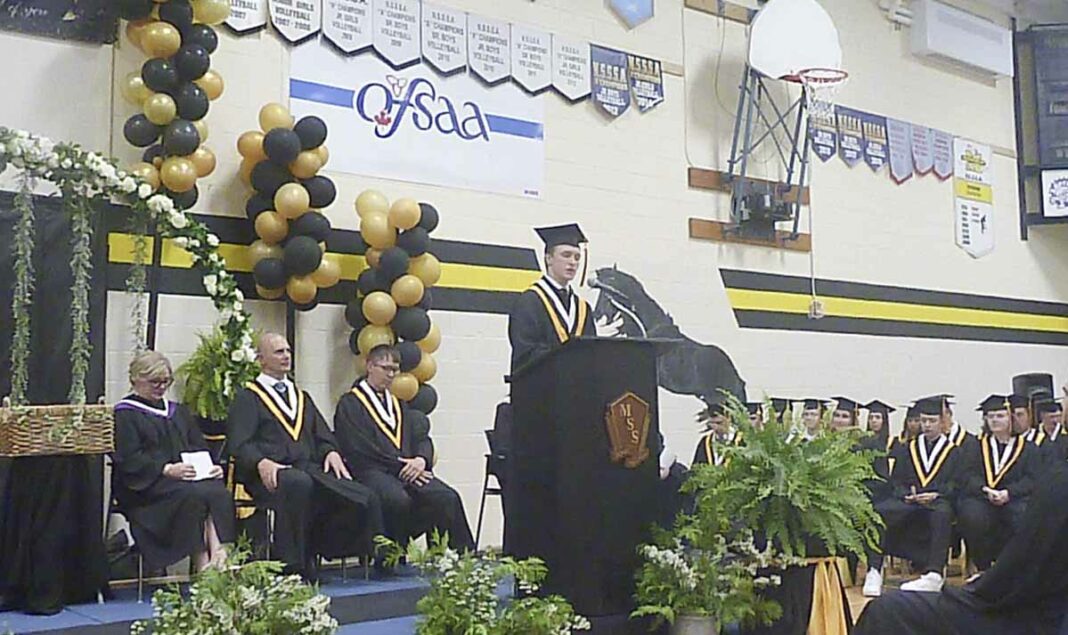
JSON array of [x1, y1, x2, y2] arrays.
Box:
[[283, 236, 323, 276], [141, 58, 179, 93], [253, 258, 287, 289], [357, 268, 387, 296], [302, 176, 337, 209], [377, 247, 410, 283], [162, 120, 201, 156], [418, 288, 433, 310], [158, 0, 194, 28], [181, 24, 219, 54], [245, 193, 273, 221], [142, 144, 165, 165], [123, 115, 162, 148], [293, 116, 328, 150], [417, 203, 440, 233], [290, 212, 332, 242], [397, 342, 421, 372], [163, 186, 198, 209], [263, 128, 302, 165], [173, 83, 209, 121], [118, 0, 154, 20], [291, 298, 319, 312], [174, 44, 210, 81], [392, 307, 431, 341], [348, 329, 363, 356], [345, 297, 368, 330], [396, 227, 430, 257], [409, 384, 438, 415], [250, 161, 293, 196]]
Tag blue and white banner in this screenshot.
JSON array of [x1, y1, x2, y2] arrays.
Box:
[[860, 112, 888, 172], [551, 35, 591, 102], [911, 124, 934, 176], [932, 129, 954, 180], [269, 0, 321, 44], [373, 0, 421, 69], [810, 112, 837, 163], [887, 118, 913, 184], [468, 14, 511, 85], [590, 45, 630, 118], [421, 3, 467, 75], [226, 0, 268, 34], [627, 53, 663, 112], [323, 0, 373, 54], [835, 106, 864, 167], [290, 40, 544, 198]]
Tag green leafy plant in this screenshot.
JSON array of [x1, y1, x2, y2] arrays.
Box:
[[178, 326, 259, 421], [375, 533, 590, 635], [130, 541, 337, 635]]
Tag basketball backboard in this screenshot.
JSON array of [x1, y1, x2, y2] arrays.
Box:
[[748, 0, 843, 80]]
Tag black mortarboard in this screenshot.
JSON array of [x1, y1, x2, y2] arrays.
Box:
[[770, 397, 790, 413], [1012, 373, 1054, 401], [800, 398, 828, 411], [917, 394, 955, 408], [905, 404, 920, 419], [1035, 398, 1064, 416], [864, 400, 897, 415], [746, 402, 763, 415], [1009, 394, 1030, 410], [534, 224, 587, 251], [915, 396, 947, 416], [833, 397, 860, 413], [977, 394, 1012, 413]]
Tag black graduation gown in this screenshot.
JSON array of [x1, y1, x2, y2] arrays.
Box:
[[691, 429, 741, 466], [334, 382, 474, 551], [226, 382, 383, 574], [507, 279, 596, 372], [858, 431, 892, 501], [854, 463, 1068, 635], [1033, 425, 1068, 471], [111, 396, 236, 568]]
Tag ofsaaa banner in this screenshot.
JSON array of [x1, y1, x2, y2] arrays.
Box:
[[289, 39, 545, 198]]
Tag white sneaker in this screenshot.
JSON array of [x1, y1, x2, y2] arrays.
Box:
[[862, 568, 883, 597], [900, 572, 944, 592]]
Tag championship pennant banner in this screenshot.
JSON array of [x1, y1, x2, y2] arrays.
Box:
[[230, 0, 665, 116], [953, 138, 994, 259]]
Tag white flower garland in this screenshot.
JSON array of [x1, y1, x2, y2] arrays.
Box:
[[0, 127, 258, 404]]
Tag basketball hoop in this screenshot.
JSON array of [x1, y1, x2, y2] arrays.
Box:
[[797, 67, 848, 121]]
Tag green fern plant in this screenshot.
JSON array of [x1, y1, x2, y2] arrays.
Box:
[[177, 327, 258, 421]]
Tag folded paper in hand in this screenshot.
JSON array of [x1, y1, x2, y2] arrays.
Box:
[[180, 451, 215, 481]]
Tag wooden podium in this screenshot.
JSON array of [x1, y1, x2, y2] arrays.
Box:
[[506, 337, 661, 618]]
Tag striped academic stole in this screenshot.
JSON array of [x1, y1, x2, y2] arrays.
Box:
[[909, 435, 953, 488], [246, 381, 306, 442], [1036, 425, 1063, 447], [529, 278, 588, 344], [703, 429, 741, 466], [947, 423, 968, 447], [1025, 427, 1049, 446], [981, 435, 1026, 489], [351, 380, 403, 449]]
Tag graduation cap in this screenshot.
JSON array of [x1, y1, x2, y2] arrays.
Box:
[[1012, 373, 1054, 402], [864, 400, 897, 416], [535, 223, 587, 252], [904, 403, 921, 419], [799, 398, 829, 411], [770, 397, 790, 413], [1035, 397, 1064, 416], [914, 396, 948, 416], [917, 393, 955, 407], [832, 397, 860, 414], [1008, 394, 1030, 410], [977, 394, 1012, 413]]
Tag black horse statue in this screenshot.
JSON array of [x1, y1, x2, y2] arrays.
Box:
[[589, 266, 746, 407]]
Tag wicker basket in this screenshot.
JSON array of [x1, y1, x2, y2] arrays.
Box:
[[0, 402, 115, 457]]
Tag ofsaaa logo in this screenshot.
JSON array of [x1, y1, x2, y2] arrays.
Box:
[[354, 74, 490, 141], [1048, 177, 1068, 211]]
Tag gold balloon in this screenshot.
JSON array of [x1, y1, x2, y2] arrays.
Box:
[[354, 354, 367, 377], [256, 284, 285, 300], [355, 189, 389, 218], [237, 130, 266, 162], [310, 255, 341, 288], [128, 162, 161, 191], [362, 291, 397, 326], [141, 21, 182, 59], [254, 211, 288, 244], [193, 119, 209, 143], [289, 151, 323, 179], [286, 275, 317, 305], [360, 212, 396, 249], [194, 70, 224, 101], [188, 146, 216, 177], [388, 198, 421, 230], [259, 103, 294, 132], [275, 183, 310, 220], [125, 18, 151, 50], [357, 325, 395, 356], [408, 253, 442, 287], [160, 157, 197, 193], [238, 158, 257, 186], [417, 323, 441, 354], [314, 144, 330, 167], [191, 0, 231, 25], [391, 274, 425, 307], [365, 248, 382, 268], [143, 92, 177, 125], [412, 352, 437, 383], [248, 239, 283, 266], [120, 72, 153, 105], [390, 373, 419, 401]]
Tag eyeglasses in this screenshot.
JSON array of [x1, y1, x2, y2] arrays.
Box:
[[373, 363, 400, 374], [145, 377, 173, 388]]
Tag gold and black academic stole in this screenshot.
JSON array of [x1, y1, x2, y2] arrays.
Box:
[[530, 280, 588, 343], [703, 429, 740, 466], [246, 382, 305, 441], [910, 436, 951, 488], [352, 381, 403, 449], [949, 424, 966, 447], [982, 436, 1025, 489]]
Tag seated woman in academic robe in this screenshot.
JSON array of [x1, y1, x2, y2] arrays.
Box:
[[111, 351, 235, 571], [957, 395, 1038, 573], [334, 345, 474, 553], [855, 461, 1068, 635]]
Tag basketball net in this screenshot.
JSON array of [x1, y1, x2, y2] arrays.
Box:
[[798, 68, 848, 122]]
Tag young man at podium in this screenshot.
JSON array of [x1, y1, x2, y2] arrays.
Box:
[[508, 223, 596, 372]]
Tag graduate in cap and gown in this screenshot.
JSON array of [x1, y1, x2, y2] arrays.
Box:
[[334, 345, 474, 553], [852, 399, 895, 597], [1031, 397, 1067, 468], [507, 224, 596, 373], [957, 395, 1038, 573], [226, 333, 384, 579], [854, 461, 1068, 635], [887, 403, 922, 475], [788, 398, 828, 442], [692, 402, 743, 466], [1009, 394, 1034, 439]]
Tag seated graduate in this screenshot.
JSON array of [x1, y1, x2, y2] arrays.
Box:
[[746, 401, 765, 430], [112, 351, 235, 572], [1009, 393, 1035, 439], [334, 345, 474, 552], [957, 395, 1038, 573], [854, 461, 1068, 635], [1032, 397, 1067, 468], [692, 402, 742, 466], [923, 393, 977, 454], [788, 398, 827, 442], [887, 403, 921, 475], [856, 400, 895, 598], [226, 332, 384, 579], [873, 396, 962, 593]]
